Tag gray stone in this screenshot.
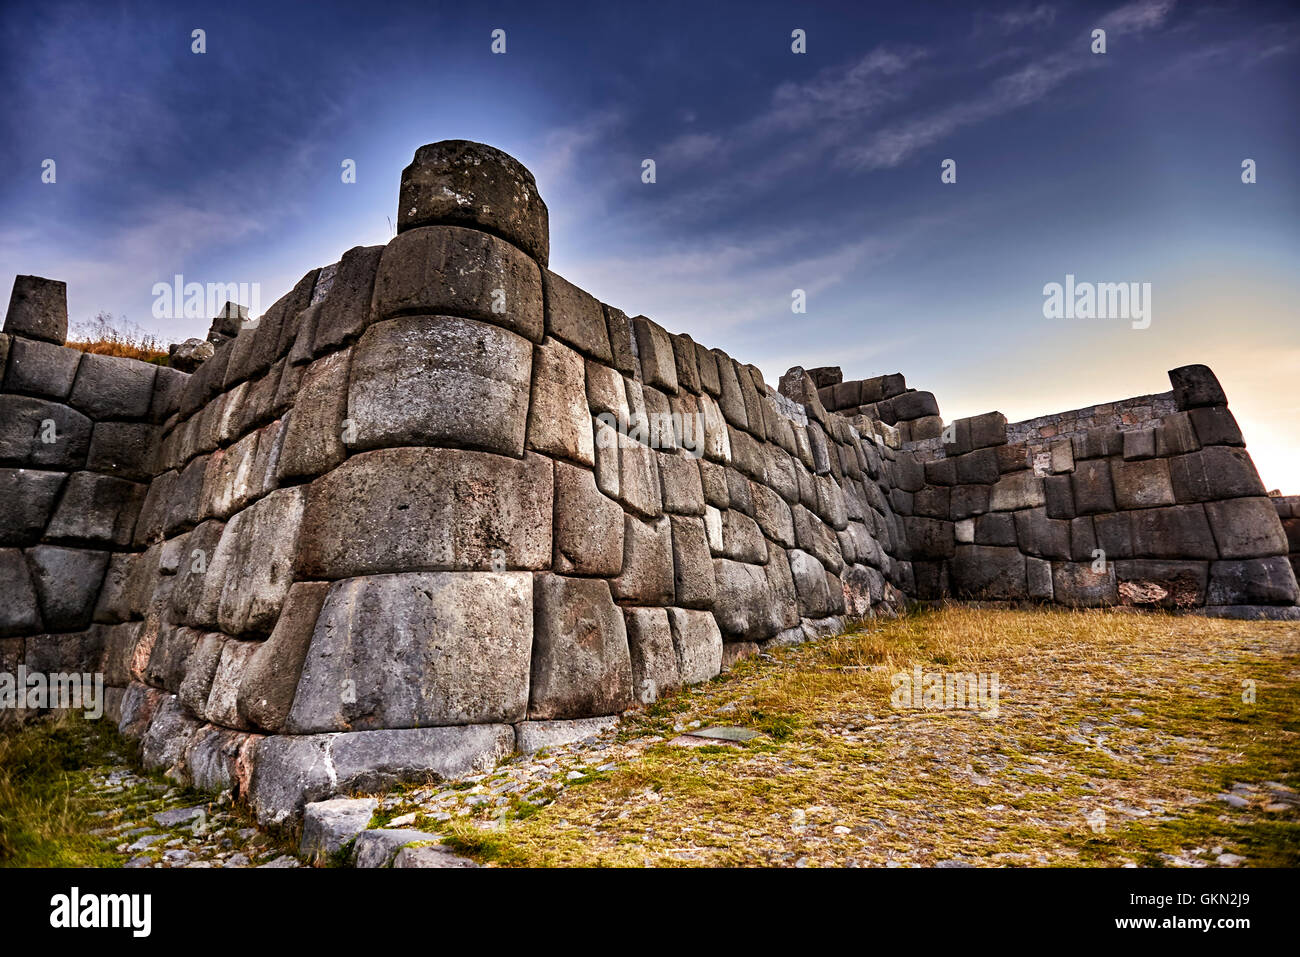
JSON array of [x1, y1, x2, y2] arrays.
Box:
[[4, 276, 67, 344], [1051, 562, 1118, 607], [0, 395, 91, 468], [300, 798, 379, 864], [526, 337, 593, 465], [1071, 426, 1123, 460], [296, 448, 552, 578], [215, 487, 306, 637], [667, 607, 723, 686], [1129, 505, 1218, 560], [87, 421, 157, 481], [308, 246, 383, 353], [0, 549, 41, 635], [669, 515, 715, 609], [204, 639, 258, 729], [236, 581, 331, 732], [623, 607, 680, 705], [348, 314, 533, 457], [0, 469, 65, 545], [1169, 364, 1226, 410], [3, 338, 81, 399], [1111, 457, 1175, 510], [1013, 509, 1071, 560], [352, 829, 440, 869], [529, 574, 632, 720], [990, 471, 1045, 511], [1205, 497, 1289, 559], [1026, 556, 1054, 601], [1122, 428, 1156, 461], [397, 140, 550, 265], [543, 270, 611, 361], [139, 696, 201, 777], [949, 545, 1027, 600], [392, 845, 478, 868], [287, 571, 532, 732], [1155, 412, 1201, 457], [968, 412, 1008, 449], [611, 514, 674, 605], [952, 485, 990, 522], [26, 545, 110, 631], [710, 559, 770, 641], [789, 548, 833, 618], [1114, 560, 1209, 608], [1168, 446, 1265, 503], [891, 390, 939, 421], [1206, 558, 1298, 605], [515, 716, 620, 753], [144, 624, 200, 692], [168, 338, 214, 372], [659, 453, 705, 515], [68, 353, 157, 419], [553, 461, 624, 576], [1187, 406, 1243, 447], [276, 349, 350, 481]]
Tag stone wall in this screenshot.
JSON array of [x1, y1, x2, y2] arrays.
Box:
[[2, 139, 1295, 826]]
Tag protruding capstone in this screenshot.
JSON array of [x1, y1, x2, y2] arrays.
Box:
[[4, 275, 68, 345], [1169, 364, 1227, 410], [397, 140, 550, 265]]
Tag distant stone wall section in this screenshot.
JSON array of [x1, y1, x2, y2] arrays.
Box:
[[2, 140, 1295, 826]]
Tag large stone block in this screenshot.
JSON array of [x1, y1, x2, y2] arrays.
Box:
[[1070, 458, 1115, 515], [177, 632, 225, 719], [309, 246, 383, 353], [0, 395, 91, 468], [659, 452, 705, 516], [603, 304, 638, 376], [236, 581, 331, 732], [623, 606, 680, 705], [1206, 557, 1298, 605], [553, 461, 624, 576], [710, 559, 772, 641], [276, 349, 352, 481], [26, 545, 109, 632], [611, 514, 674, 605], [1111, 456, 1175, 510], [1205, 497, 1289, 559], [1114, 560, 1208, 608], [374, 225, 543, 342], [45, 472, 145, 547], [348, 314, 532, 458], [287, 572, 533, 732], [529, 575, 631, 720], [632, 316, 679, 395], [0, 548, 40, 635], [3, 337, 80, 399], [789, 548, 833, 618], [297, 448, 552, 578], [215, 487, 306, 637], [397, 140, 550, 265], [1129, 504, 1218, 560], [1168, 364, 1226, 410], [68, 353, 157, 420], [0, 469, 65, 545], [1187, 406, 1243, 447], [667, 607, 722, 686], [203, 638, 258, 729], [4, 276, 67, 344], [669, 515, 715, 609], [87, 421, 157, 481], [543, 270, 611, 361], [990, 470, 1045, 511], [1167, 446, 1265, 503], [1013, 508, 1071, 560], [949, 545, 1027, 600], [1052, 562, 1118, 607], [526, 337, 593, 465]]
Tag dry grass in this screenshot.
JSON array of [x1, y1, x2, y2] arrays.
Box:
[[65, 312, 168, 363], [439, 606, 1300, 867]]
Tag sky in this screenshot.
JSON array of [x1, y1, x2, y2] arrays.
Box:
[[1, 0, 1297, 489]]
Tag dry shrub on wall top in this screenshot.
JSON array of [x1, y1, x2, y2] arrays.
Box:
[[66, 312, 168, 364]]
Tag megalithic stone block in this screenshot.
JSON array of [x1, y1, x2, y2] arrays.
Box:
[[1168, 364, 1227, 410], [4, 275, 68, 344], [397, 140, 550, 265]]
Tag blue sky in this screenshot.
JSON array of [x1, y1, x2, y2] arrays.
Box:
[[2, 0, 1297, 487]]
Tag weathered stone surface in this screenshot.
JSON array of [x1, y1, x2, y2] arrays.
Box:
[[348, 315, 532, 457], [4, 276, 67, 344], [611, 514, 674, 605], [0, 469, 65, 545], [1122, 428, 1156, 461], [667, 607, 723, 685], [24, 545, 109, 633], [1129, 504, 1218, 560], [603, 305, 638, 376], [1187, 406, 1243, 447], [139, 696, 201, 777], [990, 470, 1045, 511], [3, 338, 81, 399], [1111, 457, 1175, 510], [1071, 426, 1123, 460], [659, 452, 705, 515], [530, 574, 632, 719], [392, 844, 478, 868], [236, 581, 331, 732], [526, 337, 593, 465], [669, 514, 715, 609], [710, 559, 772, 641], [0, 548, 41, 635], [308, 246, 382, 353], [144, 624, 200, 692], [204, 639, 258, 729], [515, 716, 620, 754], [177, 633, 225, 719], [87, 421, 157, 481], [1205, 497, 1289, 559], [1169, 364, 1226, 410], [949, 545, 1026, 600], [1026, 556, 1053, 600], [46, 471, 145, 548], [1114, 560, 1208, 608], [297, 448, 552, 578], [287, 572, 532, 733], [215, 487, 306, 637], [276, 349, 350, 481], [1206, 557, 1298, 605], [1014, 508, 1071, 560], [1155, 412, 1201, 457], [398, 140, 550, 265], [623, 607, 680, 705], [0, 395, 91, 468], [553, 461, 624, 576], [789, 548, 833, 618], [1052, 562, 1118, 606], [543, 270, 611, 361], [968, 411, 1008, 449], [300, 797, 378, 864], [632, 316, 679, 395], [1168, 446, 1265, 503], [68, 353, 157, 420], [615, 436, 664, 518]]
